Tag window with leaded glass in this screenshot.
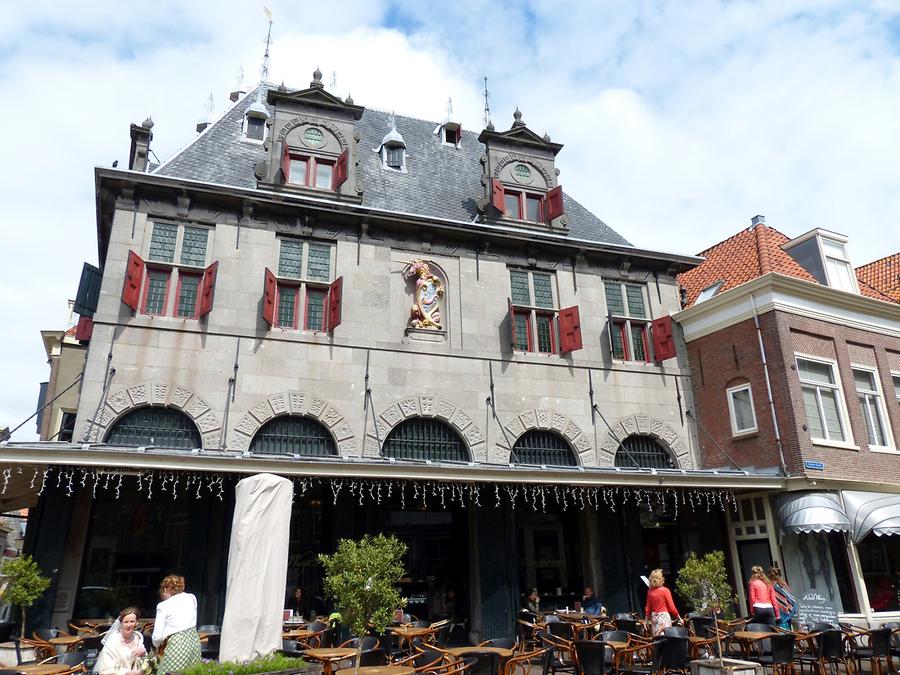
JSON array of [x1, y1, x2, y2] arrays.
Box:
[[614, 435, 675, 469], [180, 227, 209, 266], [604, 281, 651, 362], [143, 270, 169, 315], [274, 239, 334, 333], [796, 356, 850, 444], [140, 222, 213, 319], [250, 416, 336, 456], [511, 430, 576, 466], [106, 407, 201, 449], [149, 223, 177, 262], [382, 418, 469, 462], [175, 273, 201, 318], [853, 366, 892, 448], [509, 269, 557, 353]]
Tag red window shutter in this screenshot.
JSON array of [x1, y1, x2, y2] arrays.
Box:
[[280, 142, 291, 183], [122, 250, 145, 310], [456, 123, 462, 142], [327, 276, 343, 331], [491, 178, 505, 213], [75, 316, 94, 342], [557, 306, 583, 353], [508, 298, 517, 348], [651, 315, 677, 361], [545, 185, 564, 222], [333, 149, 349, 190], [197, 261, 218, 318], [262, 267, 277, 326]]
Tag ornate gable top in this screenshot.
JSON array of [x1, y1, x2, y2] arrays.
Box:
[[267, 70, 365, 120], [478, 108, 563, 155]]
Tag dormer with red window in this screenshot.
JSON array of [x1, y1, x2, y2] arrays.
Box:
[[478, 108, 567, 231], [263, 68, 365, 203]]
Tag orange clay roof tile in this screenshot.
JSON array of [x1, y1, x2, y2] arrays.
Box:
[[856, 252, 900, 304]]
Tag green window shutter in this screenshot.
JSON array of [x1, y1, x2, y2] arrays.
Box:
[[106, 408, 201, 449], [532, 273, 553, 308], [306, 243, 331, 281], [510, 270, 531, 305], [180, 227, 209, 266], [511, 430, 576, 467], [625, 284, 646, 318], [604, 282, 624, 315], [251, 416, 337, 456], [382, 419, 469, 462], [149, 223, 177, 262], [278, 240, 303, 278]]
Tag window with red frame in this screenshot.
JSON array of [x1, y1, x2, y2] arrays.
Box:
[[509, 270, 555, 353], [604, 281, 651, 362], [270, 239, 334, 333], [288, 155, 334, 190], [503, 190, 544, 223]]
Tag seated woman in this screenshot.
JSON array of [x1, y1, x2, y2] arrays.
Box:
[[94, 607, 147, 675], [152, 575, 201, 673]]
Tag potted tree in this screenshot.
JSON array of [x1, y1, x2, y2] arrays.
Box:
[[1, 555, 51, 637], [676, 551, 758, 675], [319, 534, 407, 675]]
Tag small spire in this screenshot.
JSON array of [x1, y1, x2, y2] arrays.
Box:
[[311, 67, 324, 88], [486, 120, 495, 131], [331, 70, 338, 89], [142, 117, 154, 129], [512, 107, 525, 128], [542, 132, 551, 142], [446, 97, 454, 120], [260, 7, 273, 83], [278, 80, 287, 92], [345, 93, 354, 105], [483, 76, 491, 129]]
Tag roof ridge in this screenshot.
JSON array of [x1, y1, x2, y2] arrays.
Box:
[[754, 223, 772, 275]]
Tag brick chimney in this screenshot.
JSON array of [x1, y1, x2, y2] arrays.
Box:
[[129, 117, 154, 172]]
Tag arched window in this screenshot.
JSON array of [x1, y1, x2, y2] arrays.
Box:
[[614, 435, 676, 469], [511, 430, 577, 467], [250, 416, 336, 456], [105, 407, 201, 449], [382, 419, 469, 462]]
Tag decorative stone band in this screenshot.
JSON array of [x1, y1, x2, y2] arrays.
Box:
[[79, 382, 222, 450], [598, 414, 693, 470], [496, 409, 592, 465]]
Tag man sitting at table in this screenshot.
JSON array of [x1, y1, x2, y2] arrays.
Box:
[[581, 586, 605, 616]]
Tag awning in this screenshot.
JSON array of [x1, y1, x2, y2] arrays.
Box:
[[776, 491, 851, 534], [842, 491, 900, 542]]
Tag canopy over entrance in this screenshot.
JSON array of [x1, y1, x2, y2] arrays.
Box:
[[842, 491, 900, 542], [775, 491, 851, 534]]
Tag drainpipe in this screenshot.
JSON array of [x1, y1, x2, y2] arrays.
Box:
[[750, 293, 788, 475]]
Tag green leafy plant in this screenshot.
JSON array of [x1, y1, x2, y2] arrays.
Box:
[[181, 654, 308, 675], [675, 550, 736, 619], [319, 534, 407, 675], [1, 555, 51, 636]]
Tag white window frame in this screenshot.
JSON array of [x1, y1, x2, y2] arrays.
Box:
[[852, 364, 896, 452], [441, 124, 461, 147], [891, 371, 900, 404], [726, 383, 758, 436], [818, 236, 858, 294], [242, 114, 267, 144], [696, 280, 723, 304], [795, 353, 855, 448]]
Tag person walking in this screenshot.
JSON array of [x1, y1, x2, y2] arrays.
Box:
[[645, 569, 681, 636], [152, 574, 202, 673], [747, 566, 780, 626], [767, 566, 796, 629]]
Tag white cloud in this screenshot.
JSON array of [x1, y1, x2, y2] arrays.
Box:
[[1, 0, 900, 439]]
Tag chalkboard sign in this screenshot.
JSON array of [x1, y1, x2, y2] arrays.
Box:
[[796, 590, 839, 628]]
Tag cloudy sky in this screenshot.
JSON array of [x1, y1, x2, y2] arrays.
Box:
[[2, 1, 899, 440]]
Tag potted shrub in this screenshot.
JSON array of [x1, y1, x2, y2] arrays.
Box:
[[181, 654, 313, 675], [676, 551, 758, 675], [319, 534, 407, 675], [1, 555, 51, 637]]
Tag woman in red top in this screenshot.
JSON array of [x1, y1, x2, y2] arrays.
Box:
[[645, 568, 681, 636], [747, 566, 780, 625]]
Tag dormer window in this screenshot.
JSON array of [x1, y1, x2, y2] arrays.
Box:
[[246, 116, 266, 141], [377, 123, 407, 172], [696, 281, 724, 303], [782, 227, 858, 294], [442, 123, 461, 146], [288, 155, 334, 189], [384, 144, 405, 170], [504, 190, 544, 222], [279, 124, 348, 193], [822, 238, 856, 292]]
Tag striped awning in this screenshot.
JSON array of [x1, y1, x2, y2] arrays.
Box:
[[842, 491, 900, 542], [776, 491, 851, 534]]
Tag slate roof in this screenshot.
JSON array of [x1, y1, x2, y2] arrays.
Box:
[[856, 252, 900, 303], [677, 223, 818, 306], [154, 85, 630, 247]]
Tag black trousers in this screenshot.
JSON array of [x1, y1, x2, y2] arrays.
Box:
[[751, 605, 776, 625]]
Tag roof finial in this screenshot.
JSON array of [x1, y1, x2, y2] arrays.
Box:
[[206, 92, 215, 116], [311, 66, 324, 88], [483, 76, 491, 129], [331, 70, 338, 89], [260, 7, 273, 83], [446, 97, 454, 120], [142, 116, 154, 130], [345, 93, 354, 105], [512, 107, 524, 128]]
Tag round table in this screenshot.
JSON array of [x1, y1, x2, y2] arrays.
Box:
[[13, 665, 71, 675], [283, 629, 316, 640], [302, 647, 359, 675], [390, 626, 436, 652], [47, 636, 81, 655], [731, 631, 774, 659], [445, 647, 514, 659], [335, 668, 415, 675]]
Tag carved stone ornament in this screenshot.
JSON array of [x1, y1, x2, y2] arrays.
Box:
[[403, 260, 444, 330]]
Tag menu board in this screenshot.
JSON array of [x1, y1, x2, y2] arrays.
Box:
[[796, 590, 839, 628]]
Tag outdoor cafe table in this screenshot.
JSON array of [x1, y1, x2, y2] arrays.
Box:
[[283, 629, 316, 640], [445, 647, 515, 659], [47, 636, 81, 655], [302, 647, 358, 675], [13, 665, 70, 675], [730, 631, 774, 659], [335, 668, 415, 675], [390, 626, 436, 653]]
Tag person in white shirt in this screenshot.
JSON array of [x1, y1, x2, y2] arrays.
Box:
[[94, 607, 147, 675], [151, 575, 201, 673]]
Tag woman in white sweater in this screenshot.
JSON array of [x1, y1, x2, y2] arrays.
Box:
[[151, 575, 201, 673], [94, 607, 147, 675]]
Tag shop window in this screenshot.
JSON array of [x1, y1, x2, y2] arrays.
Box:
[[727, 383, 758, 435], [604, 281, 652, 362], [264, 240, 340, 333], [507, 270, 581, 354], [857, 533, 900, 612], [511, 430, 577, 467], [250, 416, 337, 456], [853, 367, 893, 449], [796, 356, 851, 444], [382, 418, 469, 462], [105, 407, 201, 449], [614, 435, 676, 469]]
